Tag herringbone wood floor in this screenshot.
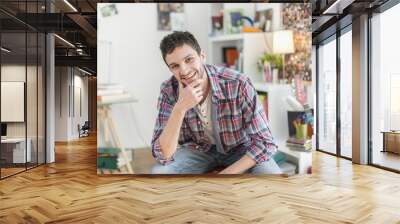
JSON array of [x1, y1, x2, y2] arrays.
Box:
[[1, 135, 400, 223]]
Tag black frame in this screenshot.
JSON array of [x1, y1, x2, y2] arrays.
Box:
[[315, 0, 400, 173], [315, 22, 353, 161], [0, 0, 48, 180], [367, 1, 400, 173]]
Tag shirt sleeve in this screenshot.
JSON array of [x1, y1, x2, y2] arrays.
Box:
[[151, 89, 175, 165], [239, 77, 278, 164]]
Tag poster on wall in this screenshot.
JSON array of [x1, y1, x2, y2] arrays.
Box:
[[157, 3, 185, 31]]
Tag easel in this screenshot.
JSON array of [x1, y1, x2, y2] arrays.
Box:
[[97, 97, 137, 174]]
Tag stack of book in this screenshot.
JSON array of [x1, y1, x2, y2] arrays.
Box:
[[97, 83, 134, 104], [286, 137, 312, 152], [97, 147, 121, 171]]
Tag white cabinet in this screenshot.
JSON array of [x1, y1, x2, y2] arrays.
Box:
[[253, 82, 293, 141], [1, 138, 32, 163], [278, 141, 312, 174]]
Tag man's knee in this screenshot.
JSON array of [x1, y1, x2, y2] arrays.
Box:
[[151, 163, 179, 174], [250, 158, 282, 174]]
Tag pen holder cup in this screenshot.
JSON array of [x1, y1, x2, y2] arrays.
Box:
[[295, 124, 308, 140]]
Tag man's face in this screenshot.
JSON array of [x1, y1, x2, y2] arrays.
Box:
[[165, 44, 206, 87]]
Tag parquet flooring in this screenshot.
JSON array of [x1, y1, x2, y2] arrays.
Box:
[[1, 135, 400, 223]]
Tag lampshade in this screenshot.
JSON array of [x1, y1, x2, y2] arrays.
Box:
[[272, 30, 294, 54]]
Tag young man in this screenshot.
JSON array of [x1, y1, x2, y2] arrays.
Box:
[[151, 31, 281, 174]]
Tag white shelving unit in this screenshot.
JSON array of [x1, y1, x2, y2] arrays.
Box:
[[207, 3, 314, 174], [208, 32, 273, 83], [253, 82, 293, 142], [254, 82, 313, 174]]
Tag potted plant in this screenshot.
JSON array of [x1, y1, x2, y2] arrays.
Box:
[[257, 53, 283, 83]]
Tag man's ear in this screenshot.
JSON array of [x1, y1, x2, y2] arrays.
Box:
[[200, 50, 206, 63]]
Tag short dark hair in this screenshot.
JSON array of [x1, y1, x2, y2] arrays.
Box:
[[159, 31, 201, 63]]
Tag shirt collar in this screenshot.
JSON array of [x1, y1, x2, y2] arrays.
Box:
[[204, 64, 225, 101]]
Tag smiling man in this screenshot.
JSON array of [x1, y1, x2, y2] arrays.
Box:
[[151, 31, 282, 174]]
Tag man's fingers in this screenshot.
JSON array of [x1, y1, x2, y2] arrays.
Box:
[[180, 79, 188, 88], [194, 87, 203, 93], [188, 79, 201, 88], [195, 91, 203, 98]]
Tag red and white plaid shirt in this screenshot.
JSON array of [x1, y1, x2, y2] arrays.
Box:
[[151, 64, 277, 165]]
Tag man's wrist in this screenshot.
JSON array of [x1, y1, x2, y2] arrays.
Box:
[[174, 102, 188, 115], [219, 155, 257, 174]]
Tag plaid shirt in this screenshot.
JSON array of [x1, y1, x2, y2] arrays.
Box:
[[151, 64, 277, 165]]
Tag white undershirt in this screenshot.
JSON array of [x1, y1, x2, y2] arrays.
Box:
[[196, 90, 215, 144]]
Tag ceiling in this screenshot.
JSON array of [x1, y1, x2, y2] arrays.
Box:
[[0, 0, 100, 74], [311, 0, 391, 44]]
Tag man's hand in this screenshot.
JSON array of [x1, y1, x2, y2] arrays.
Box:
[[176, 79, 203, 112]]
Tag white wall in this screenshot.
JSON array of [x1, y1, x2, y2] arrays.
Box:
[[2, 64, 46, 163], [55, 67, 68, 141], [55, 67, 89, 141], [1, 65, 36, 137], [98, 3, 210, 148]]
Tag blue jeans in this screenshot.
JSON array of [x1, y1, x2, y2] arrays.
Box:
[[151, 145, 282, 174]]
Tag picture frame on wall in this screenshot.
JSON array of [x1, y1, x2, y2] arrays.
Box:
[[211, 15, 224, 35], [157, 3, 185, 31], [223, 8, 244, 34], [254, 9, 273, 32], [222, 47, 239, 68]]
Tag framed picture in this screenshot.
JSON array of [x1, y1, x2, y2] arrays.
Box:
[[211, 15, 223, 31], [158, 11, 171, 30], [222, 47, 239, 68], [100, 4, 118, 18], [254, 9, 273, 32], [223, 8, 243, 34], [157, 3, 185, 31]]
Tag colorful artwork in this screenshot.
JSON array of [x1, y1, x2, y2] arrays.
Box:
[[282, 3, 311, 31], [282, 3, 312, 82], [223, 8, 244, 34]]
